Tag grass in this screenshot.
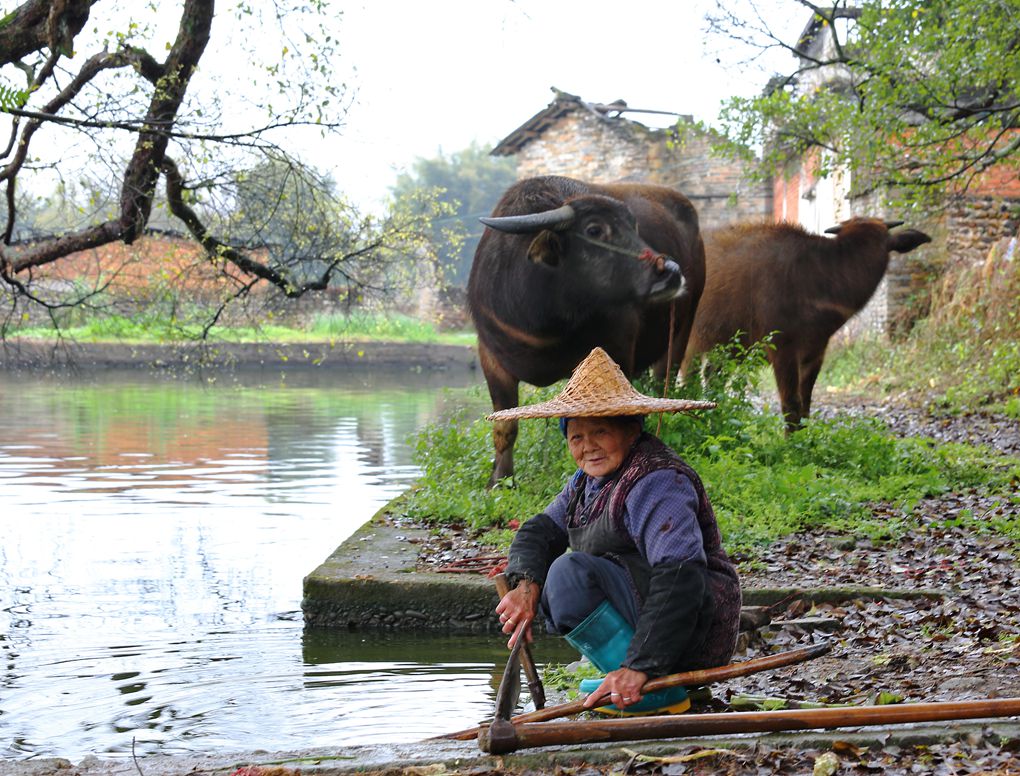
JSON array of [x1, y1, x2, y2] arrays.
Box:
[[541, 661, 604, 696], [11, 311, 476, 347], [401, 338, 1020, 557]]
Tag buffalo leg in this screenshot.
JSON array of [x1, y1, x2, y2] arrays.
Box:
[[478, 342, 520, 487], [667, 299, 699, 391], [797, 346, 828, 422], [770, 348, 804, 432], [489, 418, 518, 487]]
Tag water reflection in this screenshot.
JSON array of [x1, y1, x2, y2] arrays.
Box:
[[300, 629, 576, 746], [0, 365, 579, 759]]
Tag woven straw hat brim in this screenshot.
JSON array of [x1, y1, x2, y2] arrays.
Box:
[[485, 346, 716, 422], [486, 395, 716, 422]]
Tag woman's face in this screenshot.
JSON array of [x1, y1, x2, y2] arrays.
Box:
[[565, 417, 640, 478]]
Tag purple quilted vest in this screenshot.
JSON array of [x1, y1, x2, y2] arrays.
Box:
[[566, 433, 742, 668]]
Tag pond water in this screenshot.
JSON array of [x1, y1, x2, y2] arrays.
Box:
[[0, 365, 572, 760]]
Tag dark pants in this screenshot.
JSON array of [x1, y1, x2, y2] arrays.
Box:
[[540, 552, 641, 634]]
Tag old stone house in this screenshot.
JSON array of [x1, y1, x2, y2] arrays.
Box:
[[490, 88, 773, 232]]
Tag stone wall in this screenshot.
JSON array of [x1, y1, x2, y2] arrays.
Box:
[[945, 196, 1020, 268], [834, 195, 1020, 341], [514, 111, 653, 183], [779, 152, 1020, 340], [661, 128, 773, 228], [876, 195, 1019, 339], [512, 110, 771, 231]]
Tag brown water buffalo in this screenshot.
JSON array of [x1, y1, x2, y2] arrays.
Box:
[[682, 217, 931, 431], [469, 175, 705, 486]]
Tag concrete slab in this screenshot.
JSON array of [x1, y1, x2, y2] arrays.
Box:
[[301, 502, 945, 632], [4, 721, 1018, 776], [302, 507, 502, 631]]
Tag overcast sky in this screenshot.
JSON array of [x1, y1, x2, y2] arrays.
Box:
[[300, 0, 797, 211], [51, 2, 798, 215]]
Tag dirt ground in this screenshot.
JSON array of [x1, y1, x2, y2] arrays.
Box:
[[724, 393, 1020, 705]]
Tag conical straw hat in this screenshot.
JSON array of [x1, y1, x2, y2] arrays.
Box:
[[486, 347, 715, 422]]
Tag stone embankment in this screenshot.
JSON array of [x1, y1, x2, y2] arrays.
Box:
[[0, 338, 478, 371], [301, 504, 944, 633]]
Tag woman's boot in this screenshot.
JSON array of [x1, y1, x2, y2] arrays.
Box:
[[564, 600, 690, 716]]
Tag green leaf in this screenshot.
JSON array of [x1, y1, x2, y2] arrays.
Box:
[[875, 691, 904, 705], [0, 80, 29, 110]]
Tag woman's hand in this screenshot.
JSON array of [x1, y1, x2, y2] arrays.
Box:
[[582, 667, 648, 709], [495, 578, 540, 649]]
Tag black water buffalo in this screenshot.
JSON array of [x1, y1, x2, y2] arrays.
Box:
[[468, 175, 705, 485], [682, 217, 931, 431]]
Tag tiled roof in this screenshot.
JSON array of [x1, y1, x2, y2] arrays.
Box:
[[491, 88, 688, 156]]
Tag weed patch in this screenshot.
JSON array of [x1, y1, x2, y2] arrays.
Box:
[[403, 340, 1020, 555]]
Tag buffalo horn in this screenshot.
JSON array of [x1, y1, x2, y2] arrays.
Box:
[[479, 204, 575, 234], [884, 220, 905, 229]]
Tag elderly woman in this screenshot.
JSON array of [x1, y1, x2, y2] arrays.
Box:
[[491, 347, 741, 716]]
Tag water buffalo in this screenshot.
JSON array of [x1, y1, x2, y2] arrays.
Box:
[[469, 175, 705, 485], [682, 217, 931, 430]]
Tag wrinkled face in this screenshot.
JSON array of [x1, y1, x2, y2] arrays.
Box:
[[565, 417, 641, 478]]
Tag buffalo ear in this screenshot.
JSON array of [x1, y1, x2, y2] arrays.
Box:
[[528, 230, 562, 265], [888, 229, 932, 254]]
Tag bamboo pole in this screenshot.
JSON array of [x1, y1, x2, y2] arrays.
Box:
[[435, 641, 831, 741], [479, 697, 1020, 754]]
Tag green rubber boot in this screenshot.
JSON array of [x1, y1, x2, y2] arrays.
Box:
[[564, 600, 690, 717], [563, 600, 633, 673]]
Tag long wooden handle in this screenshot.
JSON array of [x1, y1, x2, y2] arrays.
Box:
[[481, 697, 1020, 754], [435, 641, 831, 741], [493, 573, 546, 709]]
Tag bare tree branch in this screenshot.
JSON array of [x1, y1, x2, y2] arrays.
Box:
[[0, 0, 95, 65], [118, 0, 211, 241], [1, 105, 339, 143]]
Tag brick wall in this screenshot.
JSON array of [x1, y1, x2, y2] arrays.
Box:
[[514, 112, 652, 183], [773, 171, 801, 223]]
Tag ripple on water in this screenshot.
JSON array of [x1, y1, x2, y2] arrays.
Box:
[[0, 368, 514, 759]]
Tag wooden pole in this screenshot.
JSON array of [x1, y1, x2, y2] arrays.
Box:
[[479, 697, 1020, 754], [435, 641, 831, 741], [493, 573, 546, 709]]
